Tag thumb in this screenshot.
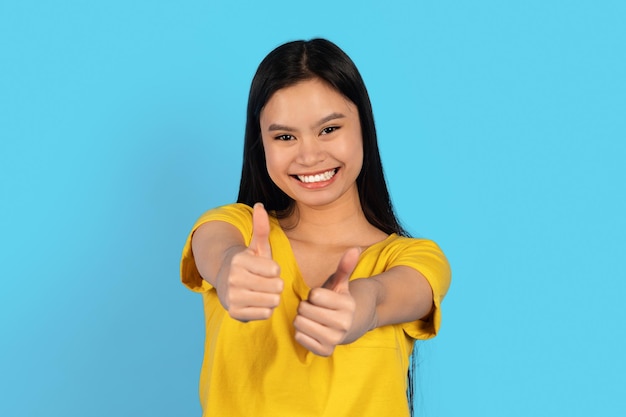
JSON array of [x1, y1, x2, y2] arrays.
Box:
[[249, 203, 272, 258], [322, 247, 360, 293]]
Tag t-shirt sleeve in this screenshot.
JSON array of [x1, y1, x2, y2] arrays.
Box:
[[387, 238, 451, 340], [180, 204, 254, 293]]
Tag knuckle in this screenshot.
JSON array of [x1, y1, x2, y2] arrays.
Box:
[[329, 331, 344, 345], [231, 252, 245, 265], [293, 315, 303, 330], [294, 331, 307, 346], [228, 307, 242, 320], [227, 277, 239, 289], [224, 292, 236, 308], [228, 270, 244, 287], [339, 317, 352, 332], [270, 278, 283, 293], [297, 301, 311, 316], [308, 288, 321, 304], [227, 286, 242, 300], [318, 345, 334, 357], [270, 294, 281, 307]]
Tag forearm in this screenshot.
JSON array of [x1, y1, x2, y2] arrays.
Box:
[[191, 221, 247, 287], [294, 258, 434, 355], [373, 266, 434, 327], [341, 267, 434, 344]]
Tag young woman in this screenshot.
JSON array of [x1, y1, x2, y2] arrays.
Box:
[[181, 38, 451, 417]]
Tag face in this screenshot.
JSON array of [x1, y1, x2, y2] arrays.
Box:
[[259, 78, 363, 210]]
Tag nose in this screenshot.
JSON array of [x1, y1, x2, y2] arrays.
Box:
[[295, 136, 325, 166]]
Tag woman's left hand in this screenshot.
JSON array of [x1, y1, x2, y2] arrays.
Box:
[[293, 248, 361, 357]]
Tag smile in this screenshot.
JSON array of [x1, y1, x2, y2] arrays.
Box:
[[295, 169, 337, 184]]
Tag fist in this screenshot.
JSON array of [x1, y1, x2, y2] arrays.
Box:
[[218, 203, 284, 322], [293, 248, 360, 356]]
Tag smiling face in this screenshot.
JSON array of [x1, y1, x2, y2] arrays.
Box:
[[259, 78, 364, 211]]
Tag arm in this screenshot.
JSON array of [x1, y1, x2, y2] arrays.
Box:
[[346, 266, 433, 342], [191, 203, 284, 321], [294, 250, 434, 356]]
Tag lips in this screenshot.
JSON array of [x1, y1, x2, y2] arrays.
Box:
[[294, 168, 338, 184]]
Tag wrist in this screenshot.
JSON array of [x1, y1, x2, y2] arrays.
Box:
[[342, 278, 381, 343]]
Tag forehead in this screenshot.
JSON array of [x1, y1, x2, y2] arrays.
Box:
[[260, 78, 358, 124]]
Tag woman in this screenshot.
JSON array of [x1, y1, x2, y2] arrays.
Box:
[[181, 38, 450, 417]]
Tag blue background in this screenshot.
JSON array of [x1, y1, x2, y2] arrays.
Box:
[[1, 1, 624, 416]]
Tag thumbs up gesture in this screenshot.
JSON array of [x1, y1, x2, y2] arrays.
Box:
[[217, 203, 284, 322], [293, 248, 361, 356]]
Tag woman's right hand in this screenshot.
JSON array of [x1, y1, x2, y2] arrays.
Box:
[[215, 203, 284, 322]]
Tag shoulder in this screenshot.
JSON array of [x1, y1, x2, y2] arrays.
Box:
[[193, 203, 254, 231], [186, 203, 254, 245], [192, 203, 285, 244], [372, 234, 447, 259], [367, 234, 451, 293], [198, 203, 253, 220]]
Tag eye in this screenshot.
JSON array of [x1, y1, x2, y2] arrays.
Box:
[[275, 134, 295, 141], [320, 126, 339, 135]]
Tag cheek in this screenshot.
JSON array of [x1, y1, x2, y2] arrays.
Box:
[[343, 133, 364, 170], [354, 148, 364, 175], [262, 145, 283, 179]]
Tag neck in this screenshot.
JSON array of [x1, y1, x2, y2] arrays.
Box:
[[280, 188, 383, 246]]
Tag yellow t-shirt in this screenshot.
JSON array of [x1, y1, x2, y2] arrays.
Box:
[[180, 204, 451, 417]]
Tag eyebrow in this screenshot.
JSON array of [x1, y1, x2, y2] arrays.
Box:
[[267, 112, 346, 132]]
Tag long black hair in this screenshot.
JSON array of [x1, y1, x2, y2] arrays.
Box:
[[237, 38, 407, 237], [236, 38, 418, 414]]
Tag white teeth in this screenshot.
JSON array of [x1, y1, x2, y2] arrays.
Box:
[[297, 169, 336, 183]]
